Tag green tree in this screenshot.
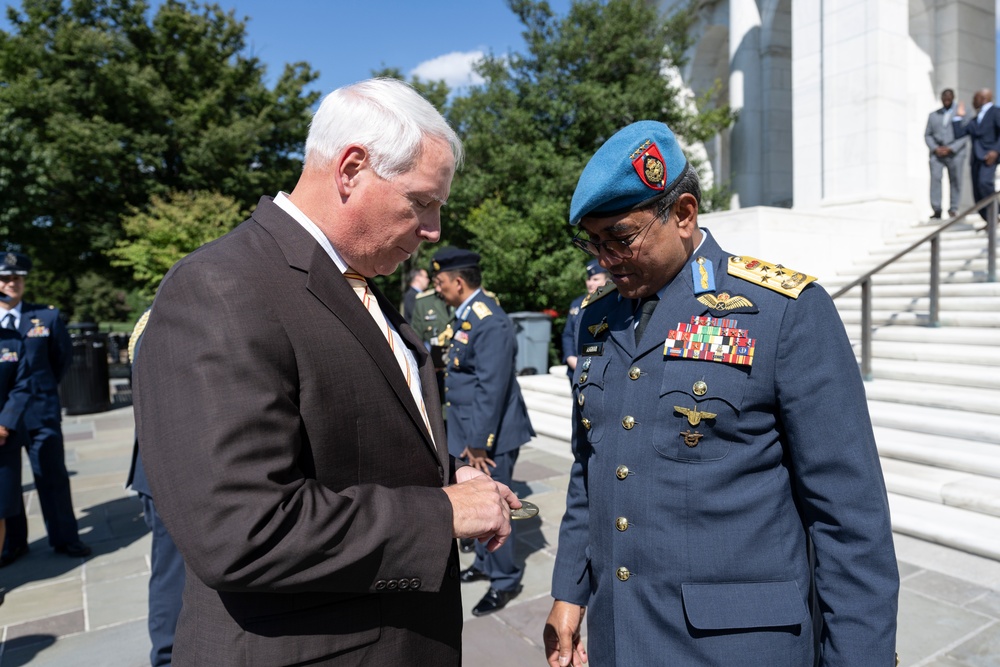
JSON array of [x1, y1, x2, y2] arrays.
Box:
[[0, 0, 319, 313], [445, 0, 734, 314], [108, 189, 246, 301]]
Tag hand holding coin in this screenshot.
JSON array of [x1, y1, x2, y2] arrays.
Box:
[[511, 500, 539, 520]]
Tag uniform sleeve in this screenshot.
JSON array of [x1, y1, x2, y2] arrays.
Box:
[[135, 259, 455, 595], [0, 341, 33, 431], [551, 399, 592, 605], [463, 313, 517, 450], [49, 312, 73, 382], [775, 285, 899, 665], [561, 298, 582, 363]]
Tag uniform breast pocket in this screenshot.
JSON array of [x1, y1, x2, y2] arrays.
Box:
[[653, 360, 749, 462], [574, 356, 609, 444]]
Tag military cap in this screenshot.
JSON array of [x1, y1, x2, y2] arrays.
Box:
[[586, 259, 608, 278], [569, 120, 688, 225], [432, 247, 480, 273], [0, 252, 32, 275]]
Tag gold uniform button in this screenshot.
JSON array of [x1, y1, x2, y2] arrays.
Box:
[[616, 567, 631, 582], [615, 465, 629, 480], [628, 366, 641, 380], [581, 417, 592, 430], [578, 373, 588, 385], [445, 401, 451, 407], [693, 380, 708, 396], [578, 393, 585, 407], [622, 416, 635, 430], [615, 517, 629, 531]]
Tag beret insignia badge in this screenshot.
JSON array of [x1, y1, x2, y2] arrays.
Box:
[[630, 139, 666, 191]]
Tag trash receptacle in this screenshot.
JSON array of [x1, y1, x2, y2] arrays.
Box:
[[60, 323, 111, 415], [508, 312, 553, 375]]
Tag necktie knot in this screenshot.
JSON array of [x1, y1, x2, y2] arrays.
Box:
[[2, 313, 15, 330]]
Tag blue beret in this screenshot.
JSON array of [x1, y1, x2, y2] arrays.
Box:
[[585, 259, 608, 277], [432, 247, 480, 273], [0, 252, 31, 275], [569, 120, 688, 225]]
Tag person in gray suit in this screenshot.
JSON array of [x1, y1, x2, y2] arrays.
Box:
[[925, 88, 966, 219], [544, 121, 899, 666], [134, 78, 520, 666]]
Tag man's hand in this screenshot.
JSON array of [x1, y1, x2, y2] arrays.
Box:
[[566, 355, 578, 371], [461, 446, 496, 476], [0, 424, 9, 446], [935, 146, 952, 157], [986, 150, 999, 166], [443, 467, 521, 552], [544, 601, 588, 667], [957, 101, 966, 116]]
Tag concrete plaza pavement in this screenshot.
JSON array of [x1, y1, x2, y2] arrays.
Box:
[[1, 406, 999, 665]]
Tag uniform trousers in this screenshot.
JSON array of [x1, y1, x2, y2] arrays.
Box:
[[139, 492, 185, 667], [469, 449, 523, 592]]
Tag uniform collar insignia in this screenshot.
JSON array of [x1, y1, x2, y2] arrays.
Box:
[[587, 317, 609, 338], [690, 256, 715, 295]]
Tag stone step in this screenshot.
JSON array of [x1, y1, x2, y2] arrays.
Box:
[[850, 256, 989, 276], [521, 388, 573, 419], [888, 494, 1000, 561], [823, 270, 986, 288], [864, 378, 1000, 416], [882, 458, 1000, 518], [863, 358, 1000, 390], [527, 407, 573, 443], [829, 282, 1000, 298], [868, 400, 1000, 445], [874, 426, 1000, 479], [865, 238, 990, 261], [836, 294, 1000, 312], [851, 340, 1000, 367], [840, 324, 998, 346], [837, 309, 1000, 327]]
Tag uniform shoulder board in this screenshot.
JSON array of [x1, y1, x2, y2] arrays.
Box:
[[128, 309, 151, 363], [471, 301, 493, 319], [482, 289, 500, 305], [47, 305, 55, 309], [727, 255, 817, 299], [415, 288, 437, 299], [582, 282, 618, 308]]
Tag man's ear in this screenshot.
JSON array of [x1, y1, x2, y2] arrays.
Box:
[[674, 192, 699, 239], [335, 146, 368, 197]]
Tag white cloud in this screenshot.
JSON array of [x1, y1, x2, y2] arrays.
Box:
[[410, 50, 486, 89]]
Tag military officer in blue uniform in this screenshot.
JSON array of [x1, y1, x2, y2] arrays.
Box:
[[561, 259, 609, 379], [544, 122, 899, 666], [0, 317, 34, 586], [433, 247, 535, 616], [0, 252, 90, 565], [125, 309, 185, 666]]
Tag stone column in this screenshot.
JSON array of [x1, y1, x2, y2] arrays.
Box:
[[729, 0, 763, 208]]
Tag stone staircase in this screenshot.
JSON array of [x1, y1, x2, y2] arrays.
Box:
[[517, 217, 1000, 561]]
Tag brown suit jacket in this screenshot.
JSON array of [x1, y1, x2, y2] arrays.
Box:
[[134, 197, 462, 666]]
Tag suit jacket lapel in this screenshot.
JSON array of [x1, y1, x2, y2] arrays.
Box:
[[251, 198, 439, 460]]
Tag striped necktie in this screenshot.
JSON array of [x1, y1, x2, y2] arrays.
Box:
[[343, 270, 435, 445]]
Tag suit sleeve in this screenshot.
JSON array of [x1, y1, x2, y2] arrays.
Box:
[[135, 259, 455, 595], [775, 285, 899, 665], [0, 341, 33, 431], [952, 117, 971, 140], [924, 113, 938, 151], [464, 313, 516, 450], [987, 110, 1000, 154]]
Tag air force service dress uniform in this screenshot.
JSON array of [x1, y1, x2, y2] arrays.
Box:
[[0, 329, 32, 522], [439, 252, 535, 597], [551, 121, 899, 666]]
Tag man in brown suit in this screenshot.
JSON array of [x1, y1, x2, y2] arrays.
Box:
[[133, 78, 519, 666]]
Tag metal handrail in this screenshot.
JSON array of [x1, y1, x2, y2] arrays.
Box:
[[831, 193, 998, 380]]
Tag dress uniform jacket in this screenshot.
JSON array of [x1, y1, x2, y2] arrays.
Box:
[[134, 196, 462, 666], [17, 303, 72, 429], [443, 290, 534, 459], [0, 330, 32, 519], [551, 230, 899, 666], [561, 295, 585, 372]]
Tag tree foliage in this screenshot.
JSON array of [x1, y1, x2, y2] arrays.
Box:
[[0, 0, 319, 315]]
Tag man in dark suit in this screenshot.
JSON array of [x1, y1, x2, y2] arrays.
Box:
[[133, 78, 519, 666], [544, 121, 898, 666], [125, 309, 184, 667], [0, 252, 90, 566], [402, 267, 429, 322], [954, 88, 1000, 223], [433, 247, 535, 616], [925, 88, 966, 219]]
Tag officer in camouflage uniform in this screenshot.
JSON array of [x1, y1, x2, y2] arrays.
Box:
[[543, 121, 899, 667]]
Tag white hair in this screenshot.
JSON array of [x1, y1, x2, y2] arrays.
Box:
[[304, 77, 463, 179]]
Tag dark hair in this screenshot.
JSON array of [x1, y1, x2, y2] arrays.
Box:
[[452, 266, 482, 289], [408, 267, 427, 282], [649, 164, 701, 220], [943, 88, 955, 97]]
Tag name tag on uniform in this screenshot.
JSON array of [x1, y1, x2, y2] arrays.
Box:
[[581, 343, 603, 356]]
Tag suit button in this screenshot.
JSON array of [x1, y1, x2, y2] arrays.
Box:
[[581, 417, 591, 430], [622, 416, 635, 430], [628, 366, 641, 380], [399, 578, 409, 590], [445, 401, 451, 407], [448, 565, 458, 579], [616, 567, 631, 582], [615, 517, 629, 531], [387, 579, 398, 590], [410, 578, 421, 590], [445, 386, 449, 392], [615, 465, 629, 480], [375, 580, 387, 591]]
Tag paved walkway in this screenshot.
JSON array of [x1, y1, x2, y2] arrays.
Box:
[[1, 407, 999, 666]]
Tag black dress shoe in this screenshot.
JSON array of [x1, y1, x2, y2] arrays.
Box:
[[459, 566, 490, 584], [0, 543, 28, 567], [459, 538, 475, 553], [54, 541, 91, 558], [930, 211, 942, 219], [471, 586, 522, 617]]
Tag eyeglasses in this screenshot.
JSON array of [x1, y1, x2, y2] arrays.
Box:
[[571, 212, 662, 259]]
